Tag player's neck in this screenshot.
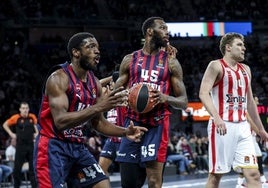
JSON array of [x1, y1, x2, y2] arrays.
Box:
[[70, 63, 88, 82], [142, 42, 160, 55], [223, 57, 238, 69]]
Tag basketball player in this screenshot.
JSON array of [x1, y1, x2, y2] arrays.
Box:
[[34, 32, 148, 188], [236, 96, 268, 188], [199, 32, 268, 188], [99, 71, 127, 179], [114, 17, 188, 188]]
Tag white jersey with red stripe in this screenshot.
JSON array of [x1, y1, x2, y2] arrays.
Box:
[[210, 59, 249, 122], [106, 108, 117, 124]]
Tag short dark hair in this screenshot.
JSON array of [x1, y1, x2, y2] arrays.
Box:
[[67, 32, 94, 58], [141, 17, 164, 36]]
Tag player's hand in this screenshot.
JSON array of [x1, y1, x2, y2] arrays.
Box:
[[165, 43, 178, 58], [148, 88, 166, 107], [114, 88, 129, 106], [258, 129, 268, 143], [214, 117, 227, 136], [97, 86, 129, 111], [125, 121, 148, 142]]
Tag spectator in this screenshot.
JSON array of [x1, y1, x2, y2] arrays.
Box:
[[166, 138, 196, 175], [5, 138, 16, 169], [0, 155, 13, 184]]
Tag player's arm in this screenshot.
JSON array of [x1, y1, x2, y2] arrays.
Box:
[[246, 113, 259, 134], [47, 69, 126, 131], [199, 60, 227, 135], [100, 75, 112, 87], [92, 114, 147, 142], [199, 60, 222, 119], [164, 58, 188, 110], [114, 54, 132, 89]]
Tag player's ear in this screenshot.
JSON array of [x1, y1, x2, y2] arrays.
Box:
[[72, 48, 80, 58], [147, 28, 153, 36]]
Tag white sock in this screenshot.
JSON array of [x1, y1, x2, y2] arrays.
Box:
[[237, 177, 244, 185], [260, 175, 266, 183]]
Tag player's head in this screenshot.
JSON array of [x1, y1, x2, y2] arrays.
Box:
[[142, 17, 164, 37], [219, 32, 244, 56], [67, 32, 95, 58], [67, 32, 100, 71], [142, 17, 169, 48]]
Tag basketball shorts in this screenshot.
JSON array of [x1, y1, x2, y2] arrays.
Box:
[[116, 116, 169, 164], [34, 135, 107, 188], [100, 138, 120, 160], [252, 135, 262, 157], [207, 120, 258, 174]]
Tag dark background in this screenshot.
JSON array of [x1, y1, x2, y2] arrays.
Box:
[[0, 0, 268, 144]]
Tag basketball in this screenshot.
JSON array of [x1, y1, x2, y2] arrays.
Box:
[[128, 83, 156, 114]]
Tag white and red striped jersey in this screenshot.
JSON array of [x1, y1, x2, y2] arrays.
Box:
[[106, 108, 117, 124], [210, 59, 249, 122]]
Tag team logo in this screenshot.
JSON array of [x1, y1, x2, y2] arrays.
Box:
[[138, 57, 144, 64], [77, 172, 86, 183], [130, 154, 137, 158], [226, 70, 232, 77], [216, 166, 222, 171], [76, 84, 81, 92], [156, 59, 164, 69], [244, 156, 250, 163], [76, 84, 82, 100], [241, 69, 248, 76], [92, 88, 97, 98], [158, 59, 163, 67]]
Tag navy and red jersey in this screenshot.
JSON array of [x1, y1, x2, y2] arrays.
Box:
[[127, 50, 171, 125], [106, 106, 126, 142], [39, 62, 98, 143]]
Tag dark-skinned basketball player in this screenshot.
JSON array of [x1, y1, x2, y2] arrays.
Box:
[[34, 32, 148, 188], [114, 17, 188, 188]]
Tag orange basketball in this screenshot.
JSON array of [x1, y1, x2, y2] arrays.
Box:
[[128, 83, 156, 114]]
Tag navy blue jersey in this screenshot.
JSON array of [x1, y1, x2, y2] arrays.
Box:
[[39, 62, 98, 143], [127, 50, 171, 125]]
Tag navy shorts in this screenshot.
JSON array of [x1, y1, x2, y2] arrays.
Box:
[[34, 135, 108, 188], [116, 116, 169, 164], [100, 138, 120, 160]]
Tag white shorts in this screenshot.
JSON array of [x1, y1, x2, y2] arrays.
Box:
[[207, 120, 258, 174], [252, 135, 262, 156]]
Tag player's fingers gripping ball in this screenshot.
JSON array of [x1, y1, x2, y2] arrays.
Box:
[[128, 83, 157, 113]]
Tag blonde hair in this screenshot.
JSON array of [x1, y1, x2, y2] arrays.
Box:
[[219, 32, 244, 56]]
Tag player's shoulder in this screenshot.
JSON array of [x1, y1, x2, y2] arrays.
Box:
[[207, 59, 222, 70], [121, 53, 134, 67], [48, 68, 68, 83], [123, 53, 134, 61], [239, 62, 250, 70]]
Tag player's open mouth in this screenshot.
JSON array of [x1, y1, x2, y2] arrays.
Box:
[[163, 36, 169, 43], [94, 56, 100, 64]]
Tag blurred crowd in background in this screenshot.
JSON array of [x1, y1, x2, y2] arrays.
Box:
[[0, 0, 268, 148]]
